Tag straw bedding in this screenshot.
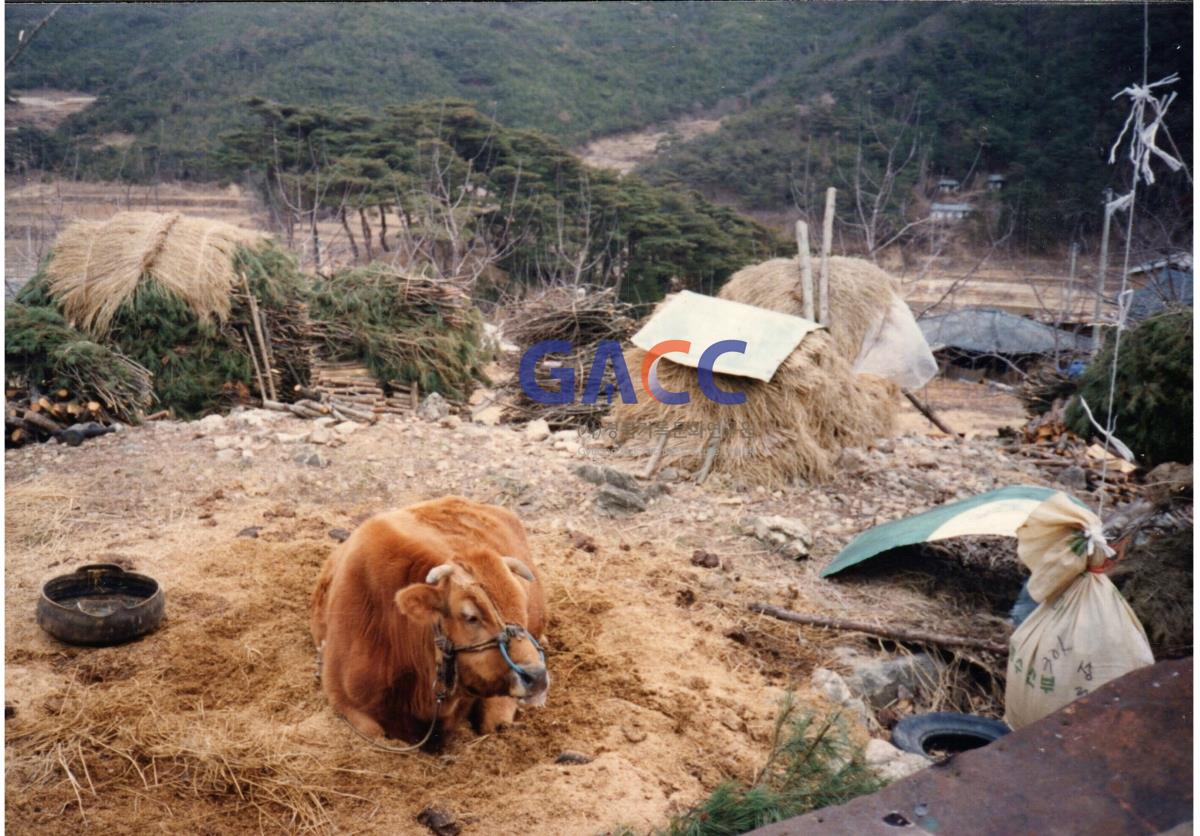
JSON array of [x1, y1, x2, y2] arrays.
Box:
[[613, 256, 899, 485]]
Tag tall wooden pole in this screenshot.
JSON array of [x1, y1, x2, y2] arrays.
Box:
[[1093, 189, 1113, 354], [819, 187, 836, 325], [794, 220, 815, 321]]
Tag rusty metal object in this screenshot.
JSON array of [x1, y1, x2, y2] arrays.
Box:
[[752, 658, 1192, 835]]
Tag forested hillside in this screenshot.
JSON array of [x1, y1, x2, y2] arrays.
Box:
[[4, 2, 829, 177], [6, 2, 1192, 249]]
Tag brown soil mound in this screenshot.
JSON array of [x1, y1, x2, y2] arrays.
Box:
[[6, 513, 786, 834]]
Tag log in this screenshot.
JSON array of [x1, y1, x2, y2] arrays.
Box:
[[242, 327, 269, 402], [145, 410, 171, 421], [902, 389, 962, 441], [749, 602, 1008, 655], [86, 401, 102, 414], [819, 187, 836, 326], [640, 430, 670, 479], [794, 220, 815, 321], [329, 403, 376, 423], [241, 272, 277, 402], [55, 388, 70, 400], [295, 399, 332, 415], [10, 428, 25, 445], [695, 426, 722, 484], [66, 402, 83, 417], [23, 410, 64, 435]]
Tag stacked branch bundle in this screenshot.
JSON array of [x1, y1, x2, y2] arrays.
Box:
[[306, 265, 485, 404], [6, 213, 491, 443], [497, 284, 637, 428], [614, 257, 900, 486]]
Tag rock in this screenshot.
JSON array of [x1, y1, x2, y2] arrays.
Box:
[[1056, 465, 1090, 492], [417, 392, 451, 422], [228, 408, 278, 431], [435, 460, 451, 472], [657, 466, 682, 483], [1145, 461, 1192, 506], [811, 668, 873, 728], [416, 806, 460, 836], [834, 649, 942, 709], [554, 750, 593, 766], [471, 404, 503, 426], [212, 435, 239, 451], [439, 414, 462, 429], [275, 431, 309, 444], [309, 426, 333, 445], [690, 549, 720, 568], [864, 738, 931, 782], [313, 416, 337, 429], [468, 388, 493, 407], [569, 531, 598, 553], [524, 419, 551, 441], [595, 484, 647, 514], [837, 447, 872, 474], [328, 528, 351, 542], [741, 515, 813, 560], [293, 449, 329, 468], [196, 414, 226, 435], [573, 463, 641, 494], [215, 448, 240, 463], [334, 421, 361, 436], [236, 526, 261, 539]]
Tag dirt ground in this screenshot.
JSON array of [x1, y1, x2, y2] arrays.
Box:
[[4, 381, 1054, 834]]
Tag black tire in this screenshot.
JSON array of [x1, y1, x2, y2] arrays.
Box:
[[891, 712, 1010, 756]]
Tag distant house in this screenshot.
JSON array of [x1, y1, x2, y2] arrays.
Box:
[[919, 307, 1092, 382], [1128, 267, 1193, 321], [937, 178, 960, 193], [1127, 252, 1192, 278], [930, 202, 973, 222], [987, 174, 1006, 191]]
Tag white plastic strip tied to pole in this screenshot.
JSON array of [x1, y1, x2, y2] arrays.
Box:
[[1004, 492, 1154, 730]]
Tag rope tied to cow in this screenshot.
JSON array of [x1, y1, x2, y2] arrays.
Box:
[[332, 621, 544, 755]]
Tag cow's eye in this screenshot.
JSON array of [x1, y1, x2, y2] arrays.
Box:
[[462, 612, 479, 625]]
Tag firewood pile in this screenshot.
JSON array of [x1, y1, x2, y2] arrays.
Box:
[[262, 360, 417, 424], [5, 385, 134, 447], [1012, 400, 1140, 501]]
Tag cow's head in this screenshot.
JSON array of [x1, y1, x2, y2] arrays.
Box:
[[395, 552, 549, 704]]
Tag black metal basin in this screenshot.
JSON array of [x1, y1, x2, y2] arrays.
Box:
[[36, 564, 165, 646]]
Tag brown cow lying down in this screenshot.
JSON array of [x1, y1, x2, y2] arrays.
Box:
[[311, 496, 548, 750]]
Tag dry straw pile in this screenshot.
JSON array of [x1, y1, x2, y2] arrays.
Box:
[[43, 211, 265, 334], [614, 257, 900, 486]]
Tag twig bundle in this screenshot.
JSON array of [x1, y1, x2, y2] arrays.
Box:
[[497, 283, 637, 428], [307, 266, 484, 402]]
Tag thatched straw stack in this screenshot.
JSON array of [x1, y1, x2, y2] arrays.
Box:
[[613, 256, 900, 486], [44, 212, 265, 334]]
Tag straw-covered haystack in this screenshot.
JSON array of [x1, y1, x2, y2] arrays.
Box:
[[11, 212, 310, 418], [41, 211, 266, 335], [613, 256, 900, 486], [497, 284, 637, 428]]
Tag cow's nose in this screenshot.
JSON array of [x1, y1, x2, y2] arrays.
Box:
[[513, 664, 548, 695]]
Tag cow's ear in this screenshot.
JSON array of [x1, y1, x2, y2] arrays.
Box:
[[395, 583, 442, 624]]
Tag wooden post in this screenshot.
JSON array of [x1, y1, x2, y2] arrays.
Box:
[[794, 220, 815, 321], [1093, 189, 1113, 354], [819, 187, 836, 325]]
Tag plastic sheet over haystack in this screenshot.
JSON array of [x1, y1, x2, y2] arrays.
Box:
[[614, 256, 919, 485]]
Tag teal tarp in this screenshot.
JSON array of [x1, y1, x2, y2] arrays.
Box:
[[820, 486, 1089, 578]]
